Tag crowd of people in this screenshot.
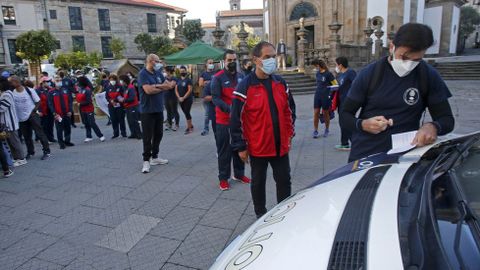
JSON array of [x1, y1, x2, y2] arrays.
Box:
[[0, 22, 455, 218]]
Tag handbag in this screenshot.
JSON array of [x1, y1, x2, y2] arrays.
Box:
[[0, 123, 10, 140]]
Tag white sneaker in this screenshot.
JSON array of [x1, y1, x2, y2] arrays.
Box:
[[150, 158, 169, 166], [99, 136, 105, 142], [13, 159, 27, 167], [84, 138, 93, 143], [141, 161, 150, 173]]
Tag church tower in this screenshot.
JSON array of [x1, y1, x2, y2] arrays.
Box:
[[230, 0, 241, 10]]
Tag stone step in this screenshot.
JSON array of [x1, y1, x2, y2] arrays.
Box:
[[432, 61, 480, 80]]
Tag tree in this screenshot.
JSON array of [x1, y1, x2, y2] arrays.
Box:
[[134, 33, 178, 57], [460, 6, 480, 39], [15, 30, 58, 82], [54, 51, 103, 71], [110, 37, 126, 59], [182, 19, 205, 44]]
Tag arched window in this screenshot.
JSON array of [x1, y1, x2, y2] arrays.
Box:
[[289, 2, 318, 21]]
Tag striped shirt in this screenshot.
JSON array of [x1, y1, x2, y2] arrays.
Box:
[[0, 90, 20, 131]]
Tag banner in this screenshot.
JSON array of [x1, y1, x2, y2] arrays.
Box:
[[94, 92, 110, 117]]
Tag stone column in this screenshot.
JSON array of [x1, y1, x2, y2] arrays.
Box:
[[328, 9, 343, 69], [212, 15, 226, 49], [363, 18, 374, 63], [236, 21, 249, 60], [374, 22, 385, 60], [387, 24, 396, 44], [296, 17, 309, 73]]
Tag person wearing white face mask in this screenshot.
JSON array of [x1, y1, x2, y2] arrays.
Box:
[[105, 74, 127, 139], [137, 54, 176, 173], [230, 41, 296, 218], [199, 58, 216, 136], [339, 23, 455, 162]]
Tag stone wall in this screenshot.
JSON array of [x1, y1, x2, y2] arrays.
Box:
[[46, 0, 182, 60]]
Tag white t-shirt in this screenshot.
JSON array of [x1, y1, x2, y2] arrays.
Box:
[[12, 87, 40, 122]]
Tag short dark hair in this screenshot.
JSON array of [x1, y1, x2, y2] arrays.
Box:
[[242, 59, 251, 66], [393, 23, 434, 52], [252, 41, 274, 57], [76, 76, 90, 88], [223, 49, 236, 60], [311, 59, 328, 70], [165, 66, 175, 73], [179, 66, 187, 71], [42, 71, 49, 77], [119, 74, 130, 85], [58, 71, 65, 78], [335, 57, 348, 68]]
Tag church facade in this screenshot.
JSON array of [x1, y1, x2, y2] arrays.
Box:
[[264, 0, 466, 65]]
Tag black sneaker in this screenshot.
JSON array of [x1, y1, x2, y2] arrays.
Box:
[[59, 144, 66, 149], [4, 169, 13, 177], [111, 135, 119, 139], [128, 135, 136, 139], [65, 142, 75, 147], [41, 153, 50, 160]]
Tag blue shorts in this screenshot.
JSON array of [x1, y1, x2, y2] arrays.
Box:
[[314, 91, 331, 110]]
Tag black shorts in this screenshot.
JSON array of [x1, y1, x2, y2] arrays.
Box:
[[314, 91, 331, 110]]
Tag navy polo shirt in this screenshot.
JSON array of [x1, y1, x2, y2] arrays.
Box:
[[347, 59, 452, 161], [337, 69, 357, 101], [137, 68, 165, 113], [164, 76, 178, 100], [316, 70, 335, 97], [177, 77, 193, 100], [202, 82, 215, 120], [200, 71, 215, 83]]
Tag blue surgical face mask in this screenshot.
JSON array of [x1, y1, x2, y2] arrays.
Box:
[[56, 81, 63, 88], [154, 63, 163, 71], [260, 58, 277, 75]]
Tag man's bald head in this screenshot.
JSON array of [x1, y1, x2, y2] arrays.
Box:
[[146, 54, 159, 63], [146, 54, 162, 71]]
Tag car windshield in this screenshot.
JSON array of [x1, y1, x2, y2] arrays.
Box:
[[431, 139, 480, 269]]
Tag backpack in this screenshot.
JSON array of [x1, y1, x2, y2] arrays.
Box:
[[362, 57, 429, 117]]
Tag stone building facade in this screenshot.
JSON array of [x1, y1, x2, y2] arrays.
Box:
[[264, 0, 467, 67], [0, 0, 186, 67]]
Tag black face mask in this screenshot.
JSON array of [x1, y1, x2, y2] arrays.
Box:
[[180, 72, 187, 77], [227, 62, 237, 73], [246, 66, 253, 71]]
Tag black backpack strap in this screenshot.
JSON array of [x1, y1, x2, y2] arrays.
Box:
[[417, 61, 429, 103], [25, 87, 36, 104], [367, 57, 388, 98]]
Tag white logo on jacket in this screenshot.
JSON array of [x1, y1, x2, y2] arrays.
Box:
[[403, 87, 419, 106]]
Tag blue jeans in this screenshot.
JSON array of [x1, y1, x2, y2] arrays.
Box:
[[203, 102, 210, 131]]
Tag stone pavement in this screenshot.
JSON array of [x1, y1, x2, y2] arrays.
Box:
[[0, 80, 478, 270]]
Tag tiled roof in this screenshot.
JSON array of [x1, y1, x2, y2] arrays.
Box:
[[99, 0, 187, 13], [218, 9, 263, 17], [202, 23, 216, 29]]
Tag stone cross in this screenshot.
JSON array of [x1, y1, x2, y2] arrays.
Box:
[[296, 17, 309, 73]]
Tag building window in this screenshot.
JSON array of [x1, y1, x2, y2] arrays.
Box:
[[233, 4, 238, 10], [49, 10, 57, 20], [98, 9, 111, 31], [289, 2, 318, 21], [72, 36, 85, 52], [7, 39, 21, 64], [55, 40, 61, 49], [171, 16, 175, 29], [2, 6, 16, 25], [69, 6, 83, 30], [147, 13, 157, 33], [101, 36, 113, 58]]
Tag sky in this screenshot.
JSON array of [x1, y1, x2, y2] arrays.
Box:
[[157, 0, 263, 24]]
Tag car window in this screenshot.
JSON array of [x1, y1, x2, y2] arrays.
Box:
[[431, 141, 480, 269]]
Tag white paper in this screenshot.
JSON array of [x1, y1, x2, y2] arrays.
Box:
[[388, 131, 417, 154], [94, 92, 110, 117]]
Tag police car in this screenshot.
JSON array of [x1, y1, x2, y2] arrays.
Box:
[[210, 132, 480, 270]]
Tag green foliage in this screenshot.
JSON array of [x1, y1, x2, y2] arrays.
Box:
[[110, 37, 125, 59], [54, 51, 103, 71], [247, 35, 262, 50], [460, 6, 480, 38], [182, 19, 206, 44], [15, 30, 58, 64], [134, 33, 178, 57]]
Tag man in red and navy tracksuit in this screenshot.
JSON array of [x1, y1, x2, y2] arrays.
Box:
[[48, 76, 74, 149], [231, 42, 296, 218], [212, 49, 251, 191], [36, 77, 56, 143]]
